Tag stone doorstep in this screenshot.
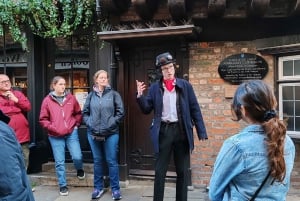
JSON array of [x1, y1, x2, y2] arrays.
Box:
[[29, 172, 177, 188], [41, 162, 94, 174], [30, 162, 176, 188]]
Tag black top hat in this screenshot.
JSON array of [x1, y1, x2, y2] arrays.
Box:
[[155, 52, 175, 68], [0, 110, 10, 124]]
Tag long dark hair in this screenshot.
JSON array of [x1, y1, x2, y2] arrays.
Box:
[[231, 80, 286, 182]]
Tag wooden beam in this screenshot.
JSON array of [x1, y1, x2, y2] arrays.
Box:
[[132, 0, 159, 20], [208, 0, 226, 17], [101, 0, 131, 13], [247, 0, 270, 17], [97, 25, 195, 40], [289, 0, 300, 15], [168, 0, 186, 20]]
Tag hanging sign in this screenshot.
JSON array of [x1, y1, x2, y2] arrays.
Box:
[[218, 53, 268, 85]]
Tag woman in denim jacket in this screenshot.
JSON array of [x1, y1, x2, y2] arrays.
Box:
[[209, 80, 295, 201]]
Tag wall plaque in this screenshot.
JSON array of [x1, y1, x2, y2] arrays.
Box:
[[218, 53, 268, 85]]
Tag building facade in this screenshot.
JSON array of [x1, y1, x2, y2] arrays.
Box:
[[0, 0, 299, 189]]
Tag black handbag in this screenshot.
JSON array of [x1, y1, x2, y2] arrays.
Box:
[[249, 171, 271, 201]]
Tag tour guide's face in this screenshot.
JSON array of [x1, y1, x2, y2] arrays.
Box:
[[160, 63, 175, 80]]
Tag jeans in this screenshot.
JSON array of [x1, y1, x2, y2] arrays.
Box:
[[21, 142, 30, 169], [87, 129, 120, 191], [154, 123, 189, 201], [48, 128, 83, 187]]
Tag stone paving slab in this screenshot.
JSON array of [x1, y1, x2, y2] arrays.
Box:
[[33, 185, 208, 201], [33, 184, 299, 201]]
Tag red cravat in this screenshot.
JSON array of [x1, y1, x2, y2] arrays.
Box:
[[163, 79, 175, 92]]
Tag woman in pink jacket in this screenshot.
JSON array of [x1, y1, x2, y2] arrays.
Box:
[[39, 76, 85, 196]]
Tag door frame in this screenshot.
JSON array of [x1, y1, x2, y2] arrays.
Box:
[[114, 37, 191, 185]]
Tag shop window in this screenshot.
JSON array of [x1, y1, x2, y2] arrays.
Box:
[[278, 55, 300, 138], [54, 35, 90, 109], [0, 32, 28, 95]]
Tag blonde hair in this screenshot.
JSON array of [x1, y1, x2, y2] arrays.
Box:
[[93, 70, 109, 84]]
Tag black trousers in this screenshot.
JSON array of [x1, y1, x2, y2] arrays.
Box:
[[154, 122, 189, 201]]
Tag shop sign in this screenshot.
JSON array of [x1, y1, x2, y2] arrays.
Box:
[[55, 59, 89, 69], [218, 53, 268, 84]]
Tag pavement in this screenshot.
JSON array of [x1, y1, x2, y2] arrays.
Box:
[[32, 184, 300, 201]]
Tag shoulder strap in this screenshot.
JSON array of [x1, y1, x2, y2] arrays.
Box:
[[249, 171, 271, 201]]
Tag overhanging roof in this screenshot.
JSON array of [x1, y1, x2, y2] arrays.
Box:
[[97, 25, 195, 40], [255, 34, 300, 54]]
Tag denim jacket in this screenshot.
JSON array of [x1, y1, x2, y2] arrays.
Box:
[[0, 121, 35, 201], [209, 125, 295, 201]]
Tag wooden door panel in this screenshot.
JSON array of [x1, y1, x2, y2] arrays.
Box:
[[128, 50, 156, 172], [127, 47, 183, 176]]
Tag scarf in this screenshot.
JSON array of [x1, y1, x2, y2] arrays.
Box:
[[163, 79, 175, 92]]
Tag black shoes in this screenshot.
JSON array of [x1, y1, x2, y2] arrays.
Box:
[[77, 169, 85, 180], [59, 186, 69, 196]]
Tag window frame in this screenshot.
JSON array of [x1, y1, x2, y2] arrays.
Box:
[[278, 55, 300, 81], [278, 55, 300, 138]]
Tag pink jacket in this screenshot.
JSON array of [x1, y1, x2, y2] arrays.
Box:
[[0, 90, 31, 144], [39, 93, 82, 137]]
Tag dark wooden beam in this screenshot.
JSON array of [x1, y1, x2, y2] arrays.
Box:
[[208, 0, 226, 17], [247, 0, 270, 17], [289, 0, 300, 15], [101, 0, 131, 14], [132, 0, 159, 21], [168, 0, 187, 21]]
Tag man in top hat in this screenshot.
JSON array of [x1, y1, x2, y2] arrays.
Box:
[[136, 52, 208, 201]]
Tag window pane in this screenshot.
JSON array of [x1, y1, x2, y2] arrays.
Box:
[[296, 117, 300, 131], [283, 101, 294, 116], [54, 35, 89, 109], [283, 60, 293, 76], [0, 33, 28, 95], [296, 101, 300, 116], [296, 86, 300, 100], [286, 116, 294, 131], [294, 60, 300, 75], [282, 86, 294, 100]]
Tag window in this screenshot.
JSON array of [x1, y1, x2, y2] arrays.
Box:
[[54, 35, 90, 109], [0, 31, 28, 95], [278, 55, 300, 138]]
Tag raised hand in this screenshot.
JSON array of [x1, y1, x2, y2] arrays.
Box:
[[136, 80, 146, 97]]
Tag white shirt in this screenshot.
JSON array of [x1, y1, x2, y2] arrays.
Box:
[[161, 87, 178, 122]]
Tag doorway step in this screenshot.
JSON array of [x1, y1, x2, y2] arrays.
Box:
[[28, 162, 94, 187], [28, 162, 176, 188]]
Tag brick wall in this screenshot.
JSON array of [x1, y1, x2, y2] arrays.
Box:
[[188, 41, 300, 188], [118, 3, 300, 189]]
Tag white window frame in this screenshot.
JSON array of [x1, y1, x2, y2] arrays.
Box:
[[278, 55, 300, 138], [278, 55, 300, 81]]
